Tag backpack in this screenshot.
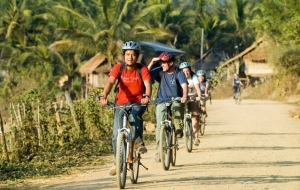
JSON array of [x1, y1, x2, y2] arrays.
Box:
[[113, 62, 144, 94]]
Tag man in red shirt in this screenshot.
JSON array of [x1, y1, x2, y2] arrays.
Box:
[[100, 41, 152, 176]]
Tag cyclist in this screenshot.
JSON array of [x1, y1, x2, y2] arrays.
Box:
[[179, 62, 201, 146], [233, 73, 244, 99], [148, 52, 188, 162], [100, 41, 152, 176], [196, 70, 210, 118]]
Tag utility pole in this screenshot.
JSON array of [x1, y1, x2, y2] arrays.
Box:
[[200, 28, 204, 68]]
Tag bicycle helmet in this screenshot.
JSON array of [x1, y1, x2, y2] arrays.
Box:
[[158, 52, 176, 62], [234, 73, 239, 77], [196, 70, 206, 76], [179, 62, 191, 69], [122, 41, 141, 53]]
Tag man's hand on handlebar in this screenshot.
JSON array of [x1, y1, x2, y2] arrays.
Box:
[[99, 95, 108, 105], [181, 96, 187, 103]]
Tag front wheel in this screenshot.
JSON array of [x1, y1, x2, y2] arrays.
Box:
[[160, 124, 171, 171], [199, 111, 206, 136], [116, 132, 128, 189], [171, 126, 177, 166], [183, 118, 193, 153], [130, 148, 140, 184]]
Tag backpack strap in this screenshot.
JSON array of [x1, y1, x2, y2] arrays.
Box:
[[113, 63, 144, 93]]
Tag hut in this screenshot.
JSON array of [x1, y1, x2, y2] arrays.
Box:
[[194, 48, 227, 79], [219, 37, 274, 83], [79, 53, 111, 96]]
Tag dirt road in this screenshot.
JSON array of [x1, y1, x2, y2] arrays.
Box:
[[22, 99, 300, 189]]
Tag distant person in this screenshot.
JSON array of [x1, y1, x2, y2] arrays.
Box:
[[148, 52, 188, 162], [196, 70, 210, 118], [179, 62, 202, 146], [100, 41, 152, 176], [233, 73, 244, 99]]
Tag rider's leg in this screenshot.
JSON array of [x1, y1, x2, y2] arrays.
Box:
[[188, 101, 200, 137], [130, 105, 147, 153], [171, 101, 184, 135], [155, 103, 166, 155]]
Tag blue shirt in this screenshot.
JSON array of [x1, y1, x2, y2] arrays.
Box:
[[200, 80, 210, 94], [150, 66, 188, 102], [233, 78, 241, 87]]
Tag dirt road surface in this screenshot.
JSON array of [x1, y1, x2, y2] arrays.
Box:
[[18, 99, 300, 189]]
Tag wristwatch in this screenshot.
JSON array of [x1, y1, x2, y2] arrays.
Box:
[[144, 94, 150, 98]]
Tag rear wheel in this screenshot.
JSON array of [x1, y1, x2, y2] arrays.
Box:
[[171, 126, 177, 166], [116, 132, 127, 189], [184, 118, 193, 153], [160, 124, 171, 170], [130, 148, 140, 184]]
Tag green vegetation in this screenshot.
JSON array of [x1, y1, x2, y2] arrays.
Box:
[[1, 0, 300, 183]]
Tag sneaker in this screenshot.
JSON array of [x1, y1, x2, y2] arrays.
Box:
[[109, 165, 116, 176], [175, 129, 183, 138], [194, 138, 200, 146], [155, 153, 161, 163], [137, 145, 147, 154]]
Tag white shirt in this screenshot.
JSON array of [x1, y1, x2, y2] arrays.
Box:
[[187, 74, 199, 96]]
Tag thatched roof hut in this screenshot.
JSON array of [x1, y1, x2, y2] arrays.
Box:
[[194, 48, 227, 78], [79, 53, 111, 89], [219, 37, 274, 77]]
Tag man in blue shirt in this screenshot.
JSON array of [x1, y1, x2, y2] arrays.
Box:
[[148, 52, 188, 162]]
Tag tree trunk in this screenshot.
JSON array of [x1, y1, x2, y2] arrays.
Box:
[[0, 113, 10, 162], [64, 90, 80, 131]]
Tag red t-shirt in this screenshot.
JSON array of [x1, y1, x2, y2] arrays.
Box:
[[109, 63, 151, 104]]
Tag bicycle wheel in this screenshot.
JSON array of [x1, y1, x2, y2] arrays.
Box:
[[199, 115, 206, 136], [235, 92, 241, 105], [130, 149, 140, 184], [160, 124, 171, 170], [171, 126, 176, 166], [183, 118, 193, 153], [116, 132, 127, 189]]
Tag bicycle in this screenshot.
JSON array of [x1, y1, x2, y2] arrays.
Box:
[[234, 86, 241, 105], [152, 97, 181, 170], [100, 96, 148, 189], [183, 97, 196, 153], [199, 95, 206, 136]]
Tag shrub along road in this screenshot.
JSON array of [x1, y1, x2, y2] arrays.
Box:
[[17, 99, 300, 189]]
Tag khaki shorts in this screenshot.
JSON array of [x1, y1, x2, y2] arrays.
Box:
[[188, 101, 200, 118]]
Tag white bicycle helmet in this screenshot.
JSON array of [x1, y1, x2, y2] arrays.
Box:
[[196, 70, 206, 76], [122, 41, 141, 53], [179, 62, 191, 69], [234, 73, 239, 77]]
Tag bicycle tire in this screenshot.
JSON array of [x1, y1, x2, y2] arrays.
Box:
[[184, 118, 193, 153], [116, 132, 127, 189], [130, 149, 140, 184], [160, 124, 171, 170], [171, 126, 176, 166], [199, 116, 206, 136]]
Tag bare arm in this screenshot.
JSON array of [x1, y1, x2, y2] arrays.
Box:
[[181, 83, 188, 103], [148, 57, 160, 70], [194, 83, 202, 101], [141, 80, 152, 105], [100, 76, 117, 105], [205, 83, 210, 96]]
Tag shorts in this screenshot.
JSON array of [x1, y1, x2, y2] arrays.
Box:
[[188, 101, 200, 118]]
